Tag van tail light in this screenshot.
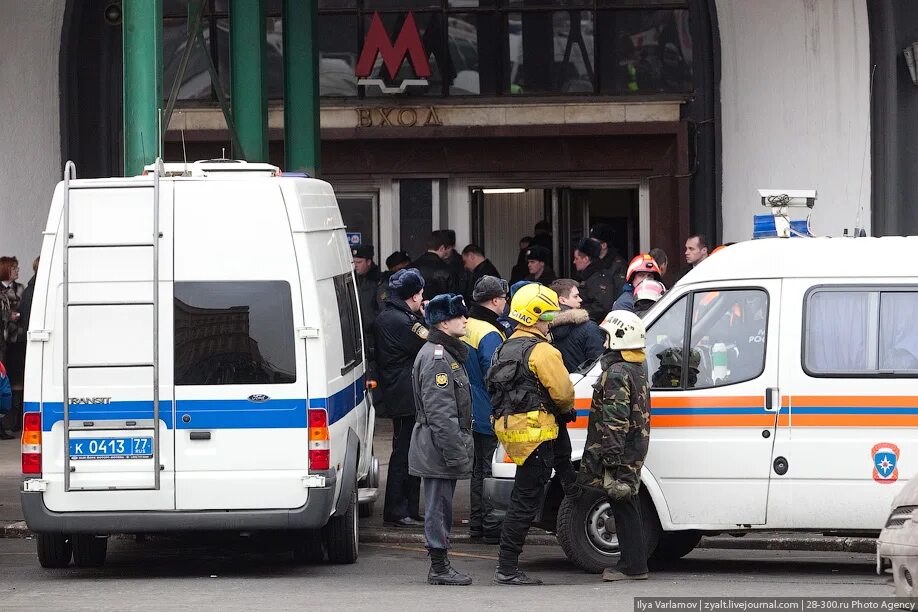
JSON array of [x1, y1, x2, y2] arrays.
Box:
[[22, 411, 42, 475], [308, 408, 330, 470]]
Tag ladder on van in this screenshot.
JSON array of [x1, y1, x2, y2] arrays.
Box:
[[61, 160, 163, 492]]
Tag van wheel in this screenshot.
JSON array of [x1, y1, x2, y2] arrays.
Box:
[[36, 533, 72, 568], [556, 489, 661, 574], [292, 529, 326, 564], [650, 530, 702, 563], [72, 535, 108, 568], [325, 474, 359, 564]]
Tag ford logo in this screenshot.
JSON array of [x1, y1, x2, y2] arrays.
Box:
[[248, 394, 270, 403]]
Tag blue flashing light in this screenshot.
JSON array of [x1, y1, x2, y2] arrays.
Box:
[[281, 171, 311, 178], [753, 214, 811, 239]]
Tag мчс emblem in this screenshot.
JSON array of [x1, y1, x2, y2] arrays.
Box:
[[435, 373, 448, 388], [872, 442, 900, 484]]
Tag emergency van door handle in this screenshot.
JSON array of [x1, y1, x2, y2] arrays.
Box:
[[764, 387, 780, 412], [189, 431, 211, 441]]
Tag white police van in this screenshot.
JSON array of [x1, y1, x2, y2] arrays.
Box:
[[21, 159, 377, 568], [487, 236, 918, 572]]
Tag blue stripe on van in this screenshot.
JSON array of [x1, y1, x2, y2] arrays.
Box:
[[25, 376, 365, 432]]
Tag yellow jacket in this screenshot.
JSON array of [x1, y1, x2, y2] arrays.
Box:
[[493, 326, 576, 464]]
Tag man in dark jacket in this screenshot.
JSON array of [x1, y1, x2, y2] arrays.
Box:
[[377, 250, 411, 311], [412, 231, 463, 301], [409, 293, 474, 585], [524, 246, 556, 285], [579, 310, 651, 582], [352, 245, 380, 373], [573, 238, 618, 323], [374, 268, 429, 528], [461, 244, 501, 299], [590, 223, 627, 290], [549, 279, 606, 373]]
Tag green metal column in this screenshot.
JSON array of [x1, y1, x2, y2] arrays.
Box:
[[123, 0, 163, 176], [283, 0, 320, 175], [230, 0, 268, 162]]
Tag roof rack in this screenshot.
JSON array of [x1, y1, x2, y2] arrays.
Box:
[[140, 159, 280, 178]]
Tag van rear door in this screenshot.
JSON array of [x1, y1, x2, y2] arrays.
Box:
[[172, 180, 308, 511], [41, 178, 176, 512]]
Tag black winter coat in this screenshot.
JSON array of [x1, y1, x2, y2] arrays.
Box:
[[373, 297, 429, 418], [550, 307, 607, 373], [579, 262, 618, 323], [412, 252, 463, 301]]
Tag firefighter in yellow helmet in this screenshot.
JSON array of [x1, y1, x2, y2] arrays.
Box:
[[485, 283, 575, 585]]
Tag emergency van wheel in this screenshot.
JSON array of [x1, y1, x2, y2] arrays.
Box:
[[292, 529, 326, 564], [71, 534, 108, 568], [325, 474, 359, 564], [650, 530, 702, 563], [557, 489, 619, 573], [35, 532, 72, 568], [556, 489, 661, 574]]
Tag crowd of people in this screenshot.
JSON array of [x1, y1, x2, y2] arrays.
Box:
[[0, 256, 38, 441], [355, 226, 712, 586]]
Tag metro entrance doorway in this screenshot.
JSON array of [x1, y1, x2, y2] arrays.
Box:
[[471, 185, 646, 281]]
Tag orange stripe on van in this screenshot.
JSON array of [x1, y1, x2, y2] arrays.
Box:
[[791, 396, 918, 408], [651, 414, 776, 428], [650, 396, 764, 409]]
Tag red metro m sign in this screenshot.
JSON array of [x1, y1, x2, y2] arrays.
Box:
[[355, 12, 431, 94]]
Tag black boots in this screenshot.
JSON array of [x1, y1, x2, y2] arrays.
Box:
[[494, 568, 543, 586], [427, 548, 472, 586]]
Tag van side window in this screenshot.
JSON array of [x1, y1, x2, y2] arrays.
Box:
[[334, 273, 363, 375], [689, 289, 768, 388], [174, 281, 296, 385], [805, 289, 918, 375], [648, 295, 688, 390]]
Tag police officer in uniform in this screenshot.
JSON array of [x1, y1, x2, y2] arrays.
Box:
[[374, 268, 429, 528], [409, 294, 475, 585], [579, 311, 651, 581], [486, 283, 576, 585]]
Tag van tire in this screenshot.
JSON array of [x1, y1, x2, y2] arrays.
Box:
[[325, 474, 359, 564], [556, 489, 662, 574], [72, 534, 108, 568], [292, 530, 326, 564], [36, 533, 72, 568], [650, 530, 702, 563]]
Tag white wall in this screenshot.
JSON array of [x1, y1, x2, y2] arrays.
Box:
[[0, 1, 64, 272], [717, 0, 870, 241]]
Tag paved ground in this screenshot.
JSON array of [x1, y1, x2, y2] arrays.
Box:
[[0, 536, 893, 611]]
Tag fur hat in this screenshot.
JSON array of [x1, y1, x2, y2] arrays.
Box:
[[351, 244, 374, 260], [388, 268, 425, 299], [426, 293, 469, 326], [576, 237, 602, 260], [525, 246, 551, 263], [472, 275, 508, 303]]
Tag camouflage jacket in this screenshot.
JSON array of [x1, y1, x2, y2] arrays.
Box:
[[577, 351, 650, 500]]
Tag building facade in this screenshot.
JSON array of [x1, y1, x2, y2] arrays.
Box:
[[0, 0, 891, 283]]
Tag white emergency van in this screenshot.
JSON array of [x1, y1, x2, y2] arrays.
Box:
[[486, 236, 918, 572], [21, 160, 378, 568]]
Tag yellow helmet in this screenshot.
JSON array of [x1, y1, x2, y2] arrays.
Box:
[[508, 283, 561, 326]]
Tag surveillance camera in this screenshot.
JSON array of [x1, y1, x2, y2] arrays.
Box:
[[104, 3, 122, 26], [758, 189, 817, 209]]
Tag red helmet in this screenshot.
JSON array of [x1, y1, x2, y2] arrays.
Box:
[[626, 253, 662, 284]]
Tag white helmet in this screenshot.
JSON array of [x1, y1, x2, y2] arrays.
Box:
[[600, 310, 646, 351]]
